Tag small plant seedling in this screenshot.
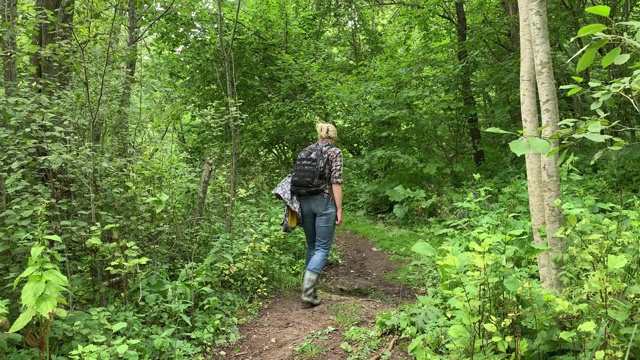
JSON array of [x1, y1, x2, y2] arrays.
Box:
[[294, 326, 336, 359], [294, 342, 325, 359], [328, 302, 365, 328]]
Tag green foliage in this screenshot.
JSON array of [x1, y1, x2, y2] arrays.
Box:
[[3, 0, 640, 358], [295, 326, 335, 359], [368, 175, 640, 359], [328, 303, 365, 329], [339, 326, 386, 360]]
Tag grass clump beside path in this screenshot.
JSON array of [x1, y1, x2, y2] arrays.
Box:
[[339, 213, 430, 290], [340, 213, 418, 258]]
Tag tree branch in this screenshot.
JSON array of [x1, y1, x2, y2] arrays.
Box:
[[133, 0, 176, 44]]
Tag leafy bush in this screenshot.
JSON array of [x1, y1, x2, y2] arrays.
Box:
[[374, 178, 640, 359]]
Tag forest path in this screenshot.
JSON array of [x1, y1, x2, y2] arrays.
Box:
[[216, 231, 414, 360]]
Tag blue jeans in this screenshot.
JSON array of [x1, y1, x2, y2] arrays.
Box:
[[300, 195, 337, 274]]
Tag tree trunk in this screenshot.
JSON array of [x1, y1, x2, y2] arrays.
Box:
[[455, 0, 484, 166], [31, 0, 75, 89], [195, 158, 213, 226], [529, 0, 564, 292], [518, 0, 552, 288], [1, 0, 18, 97], [215, 0, 241, 232], [503, 0, 519, 52], [0, 172, 6, 215], [116, 0, 139, 156]]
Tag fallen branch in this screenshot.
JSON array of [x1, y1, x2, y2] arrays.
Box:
[[369, 336, 397, 360]]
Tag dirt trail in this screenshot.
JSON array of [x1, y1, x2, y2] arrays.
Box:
[[217, 232, 413, 360]]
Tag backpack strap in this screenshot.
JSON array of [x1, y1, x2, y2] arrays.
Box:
[[321, 143, 335, 202]]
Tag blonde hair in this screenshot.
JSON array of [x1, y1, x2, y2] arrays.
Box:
[[316, 123, 337, 140]]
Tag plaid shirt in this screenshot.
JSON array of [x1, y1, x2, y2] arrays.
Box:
[[318, 139, 343, 199]]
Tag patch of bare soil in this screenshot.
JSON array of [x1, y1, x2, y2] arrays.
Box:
[[215, 231, 413, 360]]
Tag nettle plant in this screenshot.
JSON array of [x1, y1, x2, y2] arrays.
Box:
[[375, 186, 546, 358], [9, 202, 69, 359], [376, 179, 640, 359], [555, 195, 640, 359]]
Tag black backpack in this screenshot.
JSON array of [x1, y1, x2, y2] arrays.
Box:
[[290, 143, 333, 196]]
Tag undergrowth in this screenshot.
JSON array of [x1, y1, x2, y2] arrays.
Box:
[[347, 173, 640, 359]]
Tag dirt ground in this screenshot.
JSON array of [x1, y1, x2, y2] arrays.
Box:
[[215, 231, 414, 360]]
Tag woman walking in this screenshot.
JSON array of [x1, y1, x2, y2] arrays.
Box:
[[297, 123, 343, 307]]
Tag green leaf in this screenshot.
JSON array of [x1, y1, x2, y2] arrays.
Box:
[[411, 242, 436, 257], [585, 6, 610, 18], [558, 118, 578, 126], [154, 203, 165, 213], [16, 266, 39, 282], [386, 185, 407, 202], [590, 39, 610, 50], [559, 331, 576, 341], [584, 133, 611, 142], [35, 295, 57, 316], [529, 137, 552, 155], [577, 48, 597, 73], [8, 308, 36, 333], [116, 344, 129, 354], [614, 54, 631, 65], [21, 281, 46, 305], [601, 47, 621, 68], [504, 275, 522, 292], [485, 127, 514, 135], [578, 321, 597, 333], [43, 269, 69, 286], [590, 100, 603, 110], [448, 325, 469, 339], [483, 323, 497, 332], [618, 21, 640, 27], [608, 254, 628, 270], [31, 245, 45, 259], [54, 308, 67, 318], [392, 204, 408, 219], [607, 309, 629, 322], [508, 138, 530, 157], [112, 322, 128, 332], [588, 122, 602, 132], [568, 87, 581, 95], [591, 150, 605, 164], [577, 23, 608, 37], [43, 234, 62, 242], [87, 237, 102, 246]]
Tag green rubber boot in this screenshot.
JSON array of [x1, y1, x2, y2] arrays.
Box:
[[301, 270, 321, 307]]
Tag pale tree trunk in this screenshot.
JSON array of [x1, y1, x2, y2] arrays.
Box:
[[518, 0, 552, 288], [215, 0, 241, 232], [455, 0, 484, 166], [1, 0, 18, 97], [195, 158, 213, 226], [529, 0, 564, 292]]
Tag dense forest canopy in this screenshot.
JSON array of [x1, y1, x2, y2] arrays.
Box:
[[1, 0, 639, 358]]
